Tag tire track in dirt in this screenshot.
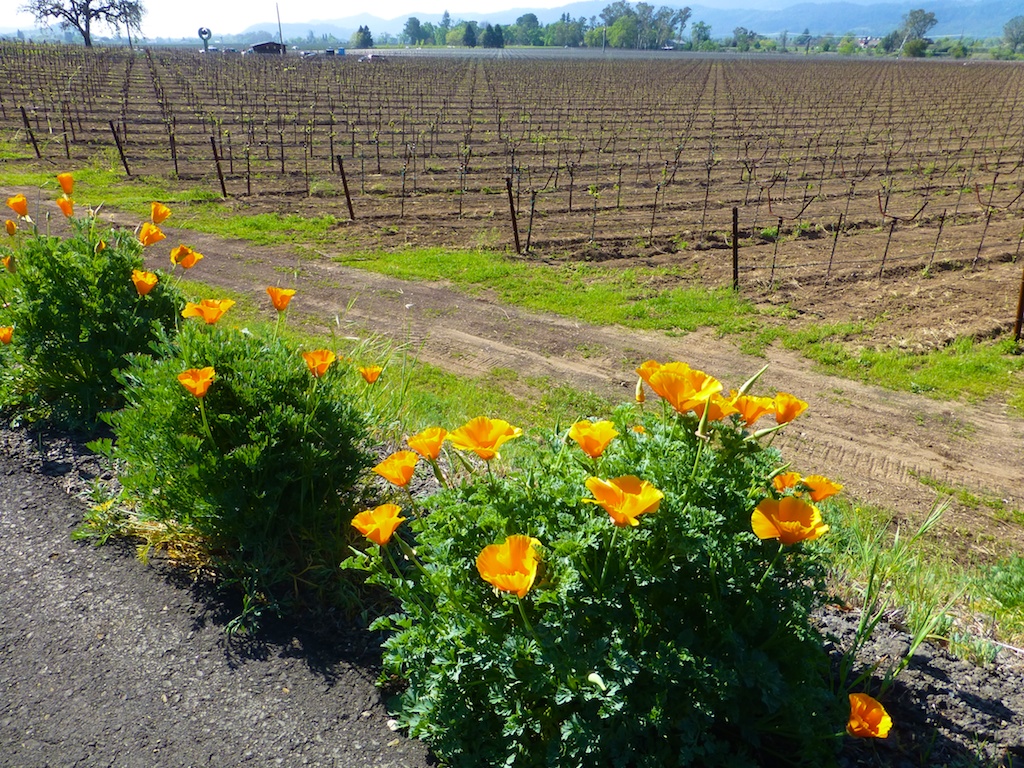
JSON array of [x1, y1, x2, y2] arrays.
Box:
[[11, 194, 1024, 554]]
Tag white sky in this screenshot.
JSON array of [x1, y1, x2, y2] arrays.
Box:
[[1, 0, 582, 38]]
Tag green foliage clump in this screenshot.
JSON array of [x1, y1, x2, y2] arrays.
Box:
[[100, 321, 374, 623], [351, 403, 842, 767], [0, 220, 181, 426]]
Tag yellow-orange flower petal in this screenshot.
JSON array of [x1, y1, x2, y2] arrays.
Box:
[[447, 416, 522, 461], [302, 349, 336, 377], [177, 366, 216, 398], [584, 475, 664, 527], [638, 360, 724, 416], [56, 197, 74, 218], [0, 326, 13, 345], [56, 173, 74, 196], [6, 194, 28, 218], [772, 471, 802, 494], [751, 496, 828, 545], [568, 420, 619, 458], [138, 222, 165, 247], [131, 269, 158, 296], [774, 392, 809, 424], [150, 202, 171, 224], [802, 475, 844, 502], [266, 286, 296, 312], [407, 427, 447, 461], [373, 450, 419, 488], [5, 219, 17, 236], [359, 365, 383, 384], [476, 535, 542, 598], [847, 693, 892, 739], [170, 244, 204, 269], [352, 504, 406, 546], [1, 256, 13, 274], [730, 391, 776, 428], [692, 392, 739, 422], [182, 298, 234, 325]]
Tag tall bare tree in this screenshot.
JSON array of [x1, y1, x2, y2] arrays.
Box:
[[1005, 15, 1024, 53], [21, 0, 144, 47]]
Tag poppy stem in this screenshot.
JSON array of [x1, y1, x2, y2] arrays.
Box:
[[599, 527, 620, 589], [756, 542, 785, 590], [516, 596, 541, 644], [394, 533, 429, 578], [427, 458, 448, 489], [198, 399, 216, 449]]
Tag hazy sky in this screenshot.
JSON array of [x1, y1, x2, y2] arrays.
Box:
[[2, 0, 587, 38]]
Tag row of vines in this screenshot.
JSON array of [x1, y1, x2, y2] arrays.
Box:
[[2, 44, 1024, 287]]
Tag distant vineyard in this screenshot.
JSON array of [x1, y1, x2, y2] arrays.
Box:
[[3, 45, 1024, 289]]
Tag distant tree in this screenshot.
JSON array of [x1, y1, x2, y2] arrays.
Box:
[[672, 6, 691, 42], [1005, 15, 1024, 52], [607, 14, 638, 47], [899, 8, 936, 54], [403, 16, 423, 44], [795, 26, 811, 52], [511, 12, 543, 45], [778, 28, 788, 51], [439, 10, 451, 32], [600, 0, 634, 28], [732, 26, 757, 51], [902, 37, 927, 56], [837, 33, 858, 54], [690, 19, 711, 48], [20, 0, 144, 47], [494, 24, 504, 48], [481, 23, 497, 47], [351, 25, 373, 48], [462, 21, 477, 47], [419, 21, 436, 44], [879, 29, 900, 52]]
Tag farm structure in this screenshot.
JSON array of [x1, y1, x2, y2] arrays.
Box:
[[3, 45, 1024, 302]]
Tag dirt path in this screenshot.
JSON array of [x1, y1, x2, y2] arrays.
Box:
[[9, 191, 1024, 554]]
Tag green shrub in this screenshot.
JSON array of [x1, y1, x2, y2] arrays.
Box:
[[0, 218, 181, 426], [350, 380, 844, 766], [98, 321, 374, 625]]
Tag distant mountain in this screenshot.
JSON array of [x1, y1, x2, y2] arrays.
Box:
[[242, 0, 1019, 41]]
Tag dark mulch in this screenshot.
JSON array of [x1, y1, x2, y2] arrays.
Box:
[[1, 428, 1022, 767]]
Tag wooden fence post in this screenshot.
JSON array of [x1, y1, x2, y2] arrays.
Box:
[[732, 207, 739, 291], [506, 177, 521, 255], [109, 121, 130, 176]]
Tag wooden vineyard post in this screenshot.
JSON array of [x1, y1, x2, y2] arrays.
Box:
[[506, 177, 521, 255], [109, 121, 131, 176], [336, 156, 355, 220], [210, 137, 227, 199], [20, 107, 40, 159], [927, 210, 947, 272], [1015, 262, 1024, 343], [825, 214, 843, 286], [525, 190, 537, 253], [732, 207, 739, 291], [877, 219, 897, 281], [769, 217, 783, 289]]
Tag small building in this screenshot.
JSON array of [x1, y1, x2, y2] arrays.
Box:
[[248, 41, 286, 55]]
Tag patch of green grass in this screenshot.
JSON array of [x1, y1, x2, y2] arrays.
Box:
[[909, 471, 1020, 518], [334, 248, 762, 335]]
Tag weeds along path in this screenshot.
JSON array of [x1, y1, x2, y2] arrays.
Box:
[[15, 193, 1024, 556]]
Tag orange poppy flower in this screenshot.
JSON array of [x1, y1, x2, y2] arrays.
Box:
[[584, 475, 664, 527], [774, 392, 809, 424], [359, 365, 383, 384], [170, 245, 204, 269], [730, 391, 776, 427], [447, 416, 522, 461], [568, 420, 619, 458], [95, 240, 106, 252], [6, 194, 28, 218], [56, 173, 74, 196], [138, 222, 165, 247], [751, 496, 828, 545], [131, 269, 158, 296], [632, 424, 646, 434], [177, 366, 216, 398], [352, 503, 406, 546], [150, 202, 171, 224], [772, 471, 802, 494], [636, 360, 724, 416], [1, 256, 13, 274], [476, 535, 542, 598], [634, 376, 646, 403], [182, 298, 235, 325], [0, 326, 13, 345], [407, 426, 447, 461], [348, 505, 403, 548], [4, 219, 16, 236], [373, 450, 420, 487], [266, 286, 296, 312], [56, 197, 74, 218], [802, 475, 843, 502], [302, 349, 336, 377], [847, 693, 892, 739], [692, 393, 739, 422]]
